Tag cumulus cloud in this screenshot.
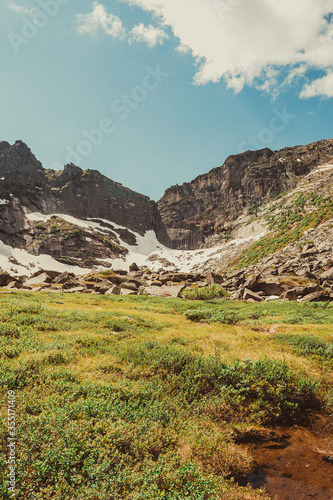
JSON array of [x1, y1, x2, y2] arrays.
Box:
[[77, 3, 168, 48], [130, 23, 168, 47], [300, 71, 333, 98], [8, 3, 37, 16], [121, 0, 333, 98], [77, 2, 125, 38]]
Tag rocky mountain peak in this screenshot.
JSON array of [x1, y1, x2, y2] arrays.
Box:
[[60, 163, 84, 182], [158, 138, 333, 249], [223, 148, 274, 171], [0, 141, 10, 154], [0, 140, 43, 177]]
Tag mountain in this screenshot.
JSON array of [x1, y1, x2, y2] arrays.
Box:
[[158, 139, 333, 249], [0, 138, 333, 302], [0, 140, 169, 272]]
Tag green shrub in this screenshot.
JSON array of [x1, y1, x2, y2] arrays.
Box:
[[0, 324, 21, 338], [121, 343, 320, 423], [182, 285, 228, 301], [184, 308, 240, 325], [272, 333, 333, 360], [184, 309, 212, 322]]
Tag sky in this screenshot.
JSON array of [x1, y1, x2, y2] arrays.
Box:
[[0, 0, 332, 200]]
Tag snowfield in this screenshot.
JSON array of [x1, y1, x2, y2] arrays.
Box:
[[0, 212, 267, 277]]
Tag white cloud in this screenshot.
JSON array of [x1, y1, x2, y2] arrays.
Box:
[[9, 3, 37, 16], [130, 23, 168, 47], [77, 3, 168, 48], [300, 71, 333, 98], [77, 2, 125, 38], [121, 0, 333, 98]]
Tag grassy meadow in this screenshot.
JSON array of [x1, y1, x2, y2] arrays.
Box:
[[0, 292, 332, 499]]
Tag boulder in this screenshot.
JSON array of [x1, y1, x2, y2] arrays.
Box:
[[243, 274, 260, 290], [113, 269, 128, 276], [30, 270, 61, 280], [61, 280, 81, 290], [64, 286, 86, 293], [227, 269, 244, 280], [129, 262, 139, 272], [151, 280, 163, 286], [6, 281, 22, 290], [94, 282, 111, 294], [121, 282, 139, 292], [279, 288, 297, 301], [0, 272, 16, 287], [143, 285, 185, 298], [323, 281, 333, 292], [299, 291, 331, 302], [53, 272, 75, 284], [107, 275, 127, 285], [105, 286, 121, 295], [320, 267, 333, 283], [243, 288, 264, 302], [120, 289, 137, 296], [206, 272, 224, 284], [253, 278, 286, 296], [24, 273, 53, 287], [126, 278, 144, 287]]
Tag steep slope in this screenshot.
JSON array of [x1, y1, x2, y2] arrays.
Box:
[[158, 139, 333, 249], [0, 141, 169, 267]]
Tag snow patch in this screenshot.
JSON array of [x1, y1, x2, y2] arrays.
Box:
[[305, 163, 333, 178], [0, 239, 91, 277], [2, 212, 269, 276]]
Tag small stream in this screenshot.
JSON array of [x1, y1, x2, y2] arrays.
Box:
[[236, 416, 333, 499]]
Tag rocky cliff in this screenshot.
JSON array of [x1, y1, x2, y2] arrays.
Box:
[[0, 141, 169, 264], [158, 139, 333, 249], [1, 138, 333, 281]]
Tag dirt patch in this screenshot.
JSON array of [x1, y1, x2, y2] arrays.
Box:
[[236, 416, 333, 499]]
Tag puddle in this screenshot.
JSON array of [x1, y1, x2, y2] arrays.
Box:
[[236, 416, 333, 499]]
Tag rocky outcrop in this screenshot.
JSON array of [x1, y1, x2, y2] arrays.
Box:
[[0, 141, 170, 263], [158, 139, 333, 249], [0, 141, 169, 247]]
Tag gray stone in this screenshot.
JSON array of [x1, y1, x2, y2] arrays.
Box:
[[320, 267, 333, 282], [129, 262, 139, 272], [143, 285, 185, 298], [53, 272, 75, 284], [64, 286, 86, 293], [279, 288, 297, 301], [24, 273, 52, 287], [243, 288, 264, 302], [121, 282, 139, 291], [0, 272, 16, 287], [253, 278, 286, 297], [299, 291, 331, 302], [105, 286, 121, 296], [6, 280, 22, 290]]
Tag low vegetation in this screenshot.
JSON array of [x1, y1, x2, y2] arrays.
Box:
[[0, 292, 332, 499], [182, 285, 228, 301], [236, 192, 333, 267]]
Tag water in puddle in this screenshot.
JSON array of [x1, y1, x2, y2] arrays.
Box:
[[237, 416, 333, 499]]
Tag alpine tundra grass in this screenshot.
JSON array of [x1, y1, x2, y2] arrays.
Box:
[[0, 292, 332, 499]]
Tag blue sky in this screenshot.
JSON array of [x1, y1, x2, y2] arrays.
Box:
[[0, 0, 332, 200]]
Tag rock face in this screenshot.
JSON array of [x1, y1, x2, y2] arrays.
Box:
[[0, 141, 170, 262], [158, 139, 333, 249], [0, 141, 169, 246], [1, 138, 333, 279]]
